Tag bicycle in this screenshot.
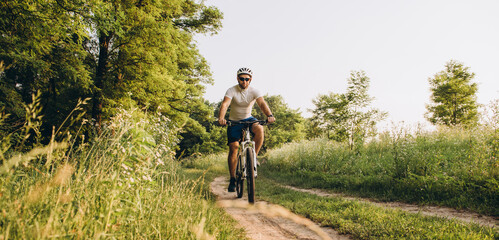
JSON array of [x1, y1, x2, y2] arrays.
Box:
[[227, 119, 267, 204]]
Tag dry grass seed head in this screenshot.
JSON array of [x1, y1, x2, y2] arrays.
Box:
[[25, 163, 74, 204], [50, 163, 75, 187]]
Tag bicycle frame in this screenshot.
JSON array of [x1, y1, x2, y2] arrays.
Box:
[[227, 120, 266, 203], [240, 125, 257, 179]]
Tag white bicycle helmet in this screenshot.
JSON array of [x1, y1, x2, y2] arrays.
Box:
[[237, 67, 253, 77]]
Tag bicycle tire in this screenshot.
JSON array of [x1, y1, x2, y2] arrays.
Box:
[[236, 155, 244, 198], [246, 149, 255, 203]]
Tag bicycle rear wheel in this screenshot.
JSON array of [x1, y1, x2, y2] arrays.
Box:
[[246, 149, 255, 203], [236, 155, 244, 198]]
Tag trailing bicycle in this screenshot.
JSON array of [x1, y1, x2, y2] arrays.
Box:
[[227, 119, 267, 204]]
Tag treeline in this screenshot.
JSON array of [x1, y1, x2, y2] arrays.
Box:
[[181, 59, 488, 158]]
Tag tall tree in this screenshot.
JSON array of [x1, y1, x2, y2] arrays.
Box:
[[310, 71, 386, 149], [426, 60, 479, 126], [86, 0, 222, 129]]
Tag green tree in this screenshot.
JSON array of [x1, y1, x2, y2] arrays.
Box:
[[0, 0, 92, 140], [426, 60, 479, 126], [177, 100, 226, 157], [0, 0, 223, 144], [309, 92, 349, 140], [252, 94, 305, 150], [310, 71, 386, 149], [86, 0, 222, 129]]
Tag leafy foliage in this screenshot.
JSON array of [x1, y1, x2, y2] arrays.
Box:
[[0, 0, 222, 145], [177, 100, 226, 157], [310, 70, 386, 148], [252, 94, 306, 150], [426, 60, 479, 127], [0, 0, 91, 138]]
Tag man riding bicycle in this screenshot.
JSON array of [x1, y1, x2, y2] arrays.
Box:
[[218, 67, 276, 192]]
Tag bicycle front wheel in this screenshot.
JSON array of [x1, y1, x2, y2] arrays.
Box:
[[246, 149, 255, 204]]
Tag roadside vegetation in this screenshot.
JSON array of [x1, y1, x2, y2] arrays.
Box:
[[0, 106, 244, 239], [262, 124, 498, 216], [180, 152, 229, 200]]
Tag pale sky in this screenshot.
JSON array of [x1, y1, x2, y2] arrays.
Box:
[[195, 0, 499, 129]]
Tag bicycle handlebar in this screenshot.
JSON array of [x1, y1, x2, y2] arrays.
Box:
[[226, 120, 268, 127]]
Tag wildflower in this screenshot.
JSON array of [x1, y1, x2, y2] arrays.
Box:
[[121, 164, 129, 170]]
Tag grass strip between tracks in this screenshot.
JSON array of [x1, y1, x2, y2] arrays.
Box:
[[256, 176, 498, 240]]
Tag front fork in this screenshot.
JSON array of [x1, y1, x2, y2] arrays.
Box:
[[241, 141, 257, 178]]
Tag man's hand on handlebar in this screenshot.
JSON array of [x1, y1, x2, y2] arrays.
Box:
[[218, 118, 227, 126], [267, 116, 276, 124]]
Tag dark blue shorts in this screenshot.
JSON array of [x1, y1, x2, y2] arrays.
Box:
[[227, 116, 258, 145]]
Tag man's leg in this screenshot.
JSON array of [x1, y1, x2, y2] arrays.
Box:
[[252, 123, 264, 155], [228, 142, 239, 178], [227, 141, 239, 192]]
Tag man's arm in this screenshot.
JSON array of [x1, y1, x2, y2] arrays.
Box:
[[218, 96, 232, 126], [256, 97, 276, 123]]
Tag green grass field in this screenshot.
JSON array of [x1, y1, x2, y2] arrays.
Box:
[[263, 126, 498, 216]]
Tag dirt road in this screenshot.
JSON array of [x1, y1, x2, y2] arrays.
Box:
[[211, 176, 498, 240], [210, 176, 350, 240]]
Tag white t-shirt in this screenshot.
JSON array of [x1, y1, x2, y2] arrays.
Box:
[[225, 84, 263, 120]]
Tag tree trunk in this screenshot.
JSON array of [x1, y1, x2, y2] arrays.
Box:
[[92, 32, 112, 132], [452, 93, 457, 125]]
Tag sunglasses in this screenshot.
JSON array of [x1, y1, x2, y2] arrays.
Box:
[[238, 77, 251, 82]]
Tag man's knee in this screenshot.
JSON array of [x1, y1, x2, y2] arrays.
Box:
[[252, 124, 264, 136], [229, 142, 239, 152]]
